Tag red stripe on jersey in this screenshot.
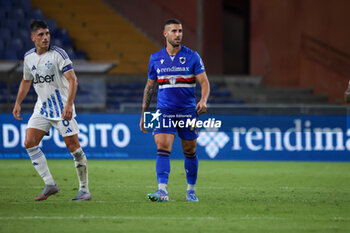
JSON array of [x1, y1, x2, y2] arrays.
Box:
[[176, 77, 196, 82], [157, 77, 196, 83], [158, 79, 169, 83]]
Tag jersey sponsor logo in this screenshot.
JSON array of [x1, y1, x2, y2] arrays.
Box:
[[33, 74, 55, 84], [31, 65, 36, 71], [159, 66, 190, 73], [179, 57, 186, 64], [45, 60, 53, 69]]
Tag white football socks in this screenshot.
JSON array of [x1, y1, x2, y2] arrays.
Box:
[[71, 147, 89, 193], [187, 184, 195, 191], [158, 183, 168, 193], [26, 146, 55, 185]]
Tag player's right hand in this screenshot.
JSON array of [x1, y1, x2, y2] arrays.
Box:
[[12, 104, 22, 120], [139, 117, 148, 133]]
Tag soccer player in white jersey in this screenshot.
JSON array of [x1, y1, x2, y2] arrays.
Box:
[[12, 20, 91, 201]]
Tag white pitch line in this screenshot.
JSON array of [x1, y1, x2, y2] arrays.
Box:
[[0, 215, 286, 221], [0, 216, 347, 221]]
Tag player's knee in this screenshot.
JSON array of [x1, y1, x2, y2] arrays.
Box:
[[66, 143, 80, 153], [184, 151, 196, 158], [156, 143, 171, 151], [24, 139, 38, 149], [182, 145, 196, 155]]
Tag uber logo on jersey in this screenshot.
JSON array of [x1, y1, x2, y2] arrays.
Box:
[[179, 57, 186, 64], [33, 74, 55, 84]]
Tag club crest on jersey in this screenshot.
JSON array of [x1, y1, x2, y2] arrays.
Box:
[[45, 60, 53, 69], [179, 57, 186, 64], [169, 76, 176, 85]]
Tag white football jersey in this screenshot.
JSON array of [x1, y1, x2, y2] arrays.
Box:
[[23, 46, 75, 120]]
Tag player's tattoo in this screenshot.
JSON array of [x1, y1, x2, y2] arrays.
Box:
[[142, 80, 156, 111]]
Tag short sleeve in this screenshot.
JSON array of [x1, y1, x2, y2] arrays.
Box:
[[54, 47, 73, 74], [23, 60, 33, 80], [148, 54, 157, 80], [193, 52, 205, 75]]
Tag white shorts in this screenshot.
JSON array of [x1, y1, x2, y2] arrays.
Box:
[[27, 113, 80, 137]]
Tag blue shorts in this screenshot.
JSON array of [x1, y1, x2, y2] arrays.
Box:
[[152, 109, 199, 140]]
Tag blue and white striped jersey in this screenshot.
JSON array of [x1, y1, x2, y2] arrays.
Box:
[[148, 45, 205, 111], [23, 46, 75, 120]]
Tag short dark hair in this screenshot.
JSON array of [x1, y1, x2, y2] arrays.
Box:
[[30, 20, 48, 33], [164, 19, 182, 27]]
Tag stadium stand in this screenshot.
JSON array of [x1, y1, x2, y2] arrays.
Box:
[[0, 0, 330, 114], [0, 0, 86, 60], [30, 0, 160, 74]]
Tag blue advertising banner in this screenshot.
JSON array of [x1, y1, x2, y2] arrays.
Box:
[[0, 113, 349, 161]]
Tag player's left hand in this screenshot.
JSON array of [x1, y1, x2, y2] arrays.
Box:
[[62, 105, 73, 120], [196, 100, 207, 114], [139, 116, 148, 133]]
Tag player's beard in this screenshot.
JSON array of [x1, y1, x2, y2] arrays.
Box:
[[168, 37, 181, 47]]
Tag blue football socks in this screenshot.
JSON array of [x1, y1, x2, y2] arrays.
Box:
[[184, 152, 198, 186], [156, 149, 171, 186]]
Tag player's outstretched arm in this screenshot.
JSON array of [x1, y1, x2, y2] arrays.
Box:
[[12, 78, 32, 120], [140, 79, 157, 133], [63, 70, 78, 121], [196, 72, 210, 114]]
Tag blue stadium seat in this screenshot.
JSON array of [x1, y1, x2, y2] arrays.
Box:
[[0, 40, 5, 52], [2, 19, 20, 32], [0, 0, 13, 11], [0, 96, 7, 104], [3, 49, 18, 60], [46, 19, 57, 32], [0, 10, 6, 22], [52, 29, 73, 47], [130, 82, 145, 89], [75, 50, 87, 60], [14, 28, 28, 40], [9, 38, 24, 52], [13, 0, 32, 11], [29, 8, 45, 19], [0, 81, 6, 89], [18, 20, 31, 30], [0, 28, 11, 43], [14, 29, 32, 53], [63, 46, 76, 60], [8, 8, 25, 20], [51, 38, 63, 48]]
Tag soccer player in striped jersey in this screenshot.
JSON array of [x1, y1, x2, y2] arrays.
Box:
[[140, 19, 210, 202], [12, 20, 91, 201]]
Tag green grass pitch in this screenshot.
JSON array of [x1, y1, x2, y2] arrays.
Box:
[[0, 159, 349, 233]]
